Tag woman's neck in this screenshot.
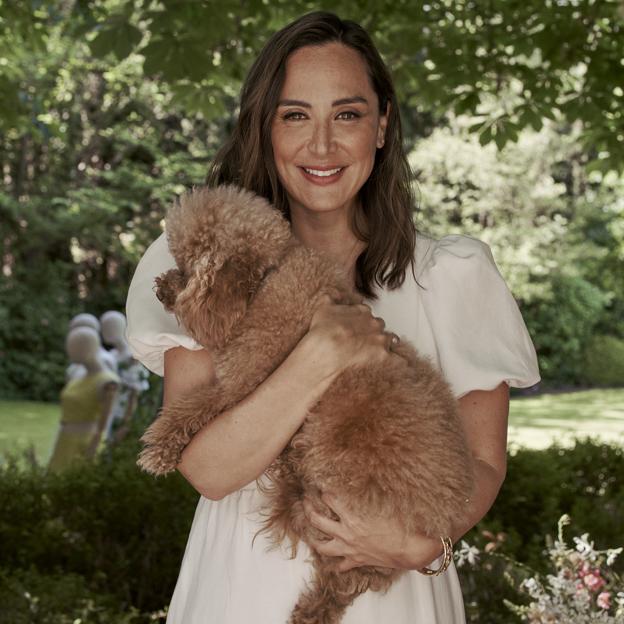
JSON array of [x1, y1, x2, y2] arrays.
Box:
[[290, 204, 366, 285]]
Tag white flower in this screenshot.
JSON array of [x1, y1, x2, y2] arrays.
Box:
[[454, 540, 480, 568], [521, 577, 542, 599], [606, 547, 622, 567], [573, 534, 597, 560]]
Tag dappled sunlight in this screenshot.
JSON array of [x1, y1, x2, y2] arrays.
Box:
[[509, 388, 624, 449]]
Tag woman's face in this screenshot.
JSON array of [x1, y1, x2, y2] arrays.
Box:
[[270, 42, 387, 218]]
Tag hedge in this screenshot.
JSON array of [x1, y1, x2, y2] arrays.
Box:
[[1, 438, 622, 623]]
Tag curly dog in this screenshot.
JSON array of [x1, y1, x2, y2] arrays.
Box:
[[138, 185, 474, 624]]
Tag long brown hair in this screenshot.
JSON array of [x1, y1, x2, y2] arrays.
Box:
[[207, 11, 416, 299]]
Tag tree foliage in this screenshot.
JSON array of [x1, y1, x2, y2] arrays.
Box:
[[411, 118, 624, 384], [0, 1, 622, 396], [0, 7, 218, 399], [2, 0, 623, 169]]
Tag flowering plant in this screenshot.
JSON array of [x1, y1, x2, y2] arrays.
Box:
[[454, 515, 624, 623]]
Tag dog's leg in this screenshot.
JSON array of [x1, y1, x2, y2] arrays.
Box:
[[137, 379, 231, 475]]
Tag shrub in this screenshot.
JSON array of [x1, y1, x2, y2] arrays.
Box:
[[584, 335, 624, 387], [0, 568, 142, 624], [522, 274, 609, 386], [0, 263, 80, 401], [1, 436, 622, 622], [459, 440, 624, 623], [0, 432, 197, 615]]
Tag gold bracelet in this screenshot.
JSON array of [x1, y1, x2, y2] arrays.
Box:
[[418, 536, 453, 576]]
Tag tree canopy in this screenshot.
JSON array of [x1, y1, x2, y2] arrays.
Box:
[[0, 0, 623, 398], [2, 0, 624, 169]]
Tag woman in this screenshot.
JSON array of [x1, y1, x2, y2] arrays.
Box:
[[126, 11, 540, 623]]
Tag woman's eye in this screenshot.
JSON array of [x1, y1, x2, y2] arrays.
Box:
[[337, 111, 360, 120], [283, 111, 307, 121]]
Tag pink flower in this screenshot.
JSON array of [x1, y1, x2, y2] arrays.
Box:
[[583, 572, 606, 592], [577, 561, 591, 577], [597, 591, 611, 610]]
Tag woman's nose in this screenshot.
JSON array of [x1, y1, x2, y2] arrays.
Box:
[[308, 121, 336, 156]]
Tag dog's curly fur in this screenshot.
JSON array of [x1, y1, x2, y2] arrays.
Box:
[[138, 185, 475, 624]]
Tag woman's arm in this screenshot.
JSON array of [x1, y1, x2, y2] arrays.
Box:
[[167, 299, 395, 500], [448, 381, 509, 540], [170, 337, 332, 500], [304, 382, 510, 571]]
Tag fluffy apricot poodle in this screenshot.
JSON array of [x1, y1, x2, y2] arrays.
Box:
[[138, 185, 474, 624]]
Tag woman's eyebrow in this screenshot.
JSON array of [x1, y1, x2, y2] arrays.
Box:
[[277, 99, 311, 108], [332, 96, 368, 106], [277, 96, 369, 108]]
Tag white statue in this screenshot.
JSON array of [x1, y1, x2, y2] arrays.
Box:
[[48, 326, 120, 472], [100, 310, 149, 441], [65, 313, 117, 381]]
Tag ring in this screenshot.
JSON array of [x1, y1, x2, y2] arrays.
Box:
[[391, 334, 400, 346]]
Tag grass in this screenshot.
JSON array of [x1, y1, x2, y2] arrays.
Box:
[[0, 400, 61, 465], [0, 388, 622, 466], [508, 388, 624, 450]]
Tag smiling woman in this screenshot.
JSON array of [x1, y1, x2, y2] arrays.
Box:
[[270, 42, 387, 284], [271, 43, 386, 218], [125, 10, 540, 624], [207, 13, 415, 299]]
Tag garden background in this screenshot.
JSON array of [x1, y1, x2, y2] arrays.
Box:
[[0, 1, 623, 622]]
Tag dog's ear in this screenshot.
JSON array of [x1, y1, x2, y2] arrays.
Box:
[[172, 253, 252, 350], [154, 269, 187, 312]]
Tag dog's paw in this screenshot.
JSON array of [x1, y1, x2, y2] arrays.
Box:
[[136, 416, 186, 475], [136, 443, 180, 476], [154, 268, 186, 312]]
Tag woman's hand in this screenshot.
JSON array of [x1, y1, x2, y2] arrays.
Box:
[[301, 296, 399, 390], [303, 492, 444, 573]]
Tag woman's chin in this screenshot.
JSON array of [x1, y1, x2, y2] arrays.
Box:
[[290, 192, 358, 216]]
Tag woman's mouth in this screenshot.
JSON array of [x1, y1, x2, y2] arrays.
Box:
[[299, 166, 346, 185]]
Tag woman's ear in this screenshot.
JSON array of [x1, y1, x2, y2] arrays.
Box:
[[377, 101, 390, 148]]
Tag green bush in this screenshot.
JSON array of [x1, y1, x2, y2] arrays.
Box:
[[522, 274, 609, 386], [0, 260, 80, 402], [0, 568, 141, 624], [1, 437, 622, 622], [486, 440, 623, 571], [459, 440, 624, 623], [0, 433, 197, 616], [584, 335, 624, 387]]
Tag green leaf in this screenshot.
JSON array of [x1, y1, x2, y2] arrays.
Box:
[[88, 22, 141, 61], [454, 92, 480, 116], [141, 39, 173, 76], [479, 125, 493, 146]]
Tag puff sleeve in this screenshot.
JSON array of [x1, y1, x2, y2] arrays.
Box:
[[418, 235, 540, 399], [125, 233, 202, 376]]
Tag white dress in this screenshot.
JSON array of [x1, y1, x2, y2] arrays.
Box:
[[126, 231, 540, 624]]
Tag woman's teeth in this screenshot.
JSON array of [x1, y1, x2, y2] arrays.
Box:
[[303, 167, 343, 177]]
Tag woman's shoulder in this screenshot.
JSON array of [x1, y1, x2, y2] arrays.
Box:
[[414, 232, 495, 283], [412, 232, 540, 396], [125, 231, 201, 376], [134, 231, 174, 277]]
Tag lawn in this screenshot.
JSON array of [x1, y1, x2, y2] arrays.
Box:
[[508, 388, 624, 450], [0, 389, 622, 466], [0, 400, 61, 465]]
